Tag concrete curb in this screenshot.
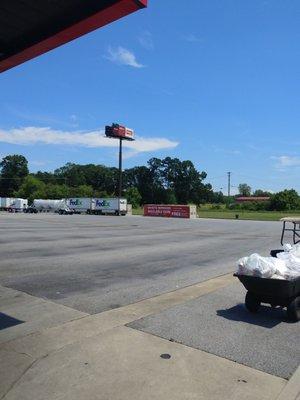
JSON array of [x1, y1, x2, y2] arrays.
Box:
[[276, 365, 300, 400]]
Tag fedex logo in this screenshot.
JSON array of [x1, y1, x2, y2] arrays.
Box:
[[69, 199, 82, 206], [96, 200, 110, 207]]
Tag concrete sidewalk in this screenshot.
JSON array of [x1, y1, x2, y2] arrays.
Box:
[[1, 274, 299, 400]]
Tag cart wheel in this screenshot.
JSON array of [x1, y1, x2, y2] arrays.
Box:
[[245, 292, 261, 313], [287, 297, 300, 322]]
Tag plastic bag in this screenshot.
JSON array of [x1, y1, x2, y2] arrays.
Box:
[[236, 244, 300, 280], [280, 243, 300, 258], [276, 244, 300, 279], [236, 254, 278, 278]]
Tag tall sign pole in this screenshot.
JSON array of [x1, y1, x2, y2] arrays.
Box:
[[105, 123, 135, 214], [227, 171, 231, 197], [118, 138, 123, 200]]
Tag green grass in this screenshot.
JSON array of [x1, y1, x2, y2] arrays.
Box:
[[198, 210, 300, 221], [132, 207, 143, 215]]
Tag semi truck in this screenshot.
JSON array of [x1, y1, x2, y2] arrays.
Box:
[[32, 199, 68, 212], [66, 198, 94, 213], [1, 197, 127, 216], [1, 197, 28, 212], [8, 198, 28, 212], [92, 198, 127, 215], [67, 197, 127, 215], [0, 197, 12, 210], [24, 199, 72, 214]]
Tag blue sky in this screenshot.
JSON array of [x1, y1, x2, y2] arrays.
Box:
[[0, 0, 299, 194]]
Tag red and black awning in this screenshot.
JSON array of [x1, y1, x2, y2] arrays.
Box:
[[0, 0, 147, 73]]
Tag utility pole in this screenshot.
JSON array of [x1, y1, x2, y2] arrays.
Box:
[[227, 172, 231, 197]]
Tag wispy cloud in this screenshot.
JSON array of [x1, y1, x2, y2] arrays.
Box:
[[69, 114, 79, 128], [182, 34, 203, 43], [273, 155, 300, 168], [29, 160, 47, 167], [213, 146, 241, 155], [138, 31, 154, 50], [0, 127, 178, 154], [5, 106, 78, 128], [104, 46, 144, 68]]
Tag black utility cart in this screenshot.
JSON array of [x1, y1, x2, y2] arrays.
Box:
[[235, 217, 300, 322], [234, 274, 300, 322]]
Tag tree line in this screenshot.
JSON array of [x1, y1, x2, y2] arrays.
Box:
[[232, 183, 300, 211], [0, 154, 217, 207], [0, 154, 299, 210]]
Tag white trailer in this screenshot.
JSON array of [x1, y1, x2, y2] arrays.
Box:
[[33, 199, 67, 212], [66, 198, 94, 213], [92, 198, 127, 215], [0, 197, 12, 209]]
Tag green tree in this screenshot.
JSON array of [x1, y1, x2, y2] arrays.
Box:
[[125, 187, 142, 208], [34, 171, 58, 185], [211, 191, 225, 204], [68, 185, 94, 197], [253, 189, 272, 197], [15, 175, 46, 203], [0, 155, 29, 196], [54, 163, 86, 187], [54, 163, 118, 194], [147, 157, 212, 205], [44, 184, 69, 199], [269, 189, 300, 211], [124, 166, 156, 204], [238, 183, 251, 197]]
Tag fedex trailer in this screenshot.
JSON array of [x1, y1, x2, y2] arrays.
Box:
[[92, 198, 127, 215], [67, 198, 94, 213]]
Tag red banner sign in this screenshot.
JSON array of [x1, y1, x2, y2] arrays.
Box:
[[144, 205, 191, 219]]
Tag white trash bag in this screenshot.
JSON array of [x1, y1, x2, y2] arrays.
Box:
[[237, 243, 300, 280], [237, 253, 280, 278]]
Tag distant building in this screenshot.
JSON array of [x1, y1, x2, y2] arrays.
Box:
[[235, 196, 270, 203]]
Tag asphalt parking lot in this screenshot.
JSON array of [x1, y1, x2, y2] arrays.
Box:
[[129, 282, 300, 379], [1, 212, 299, 399], [0, 212, 281, 314]]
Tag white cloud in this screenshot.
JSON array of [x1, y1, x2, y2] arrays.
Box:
[[138, 31, 154, 50], [105, 46, 144, 68], [273, 155, 300, 168], [0, 127, 178, 154]]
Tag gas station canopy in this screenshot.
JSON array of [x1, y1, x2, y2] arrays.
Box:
[[0, 0, 147, 73]]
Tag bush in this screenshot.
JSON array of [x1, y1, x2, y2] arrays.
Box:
[[239, 202, 269, 211], [226, 201, 269, 211]]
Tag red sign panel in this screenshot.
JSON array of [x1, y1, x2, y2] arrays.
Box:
[[105, 124, 134, 141], [144, 205, 191, 219]]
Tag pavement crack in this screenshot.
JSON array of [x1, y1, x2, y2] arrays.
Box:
[[0, 358, 37, 400]]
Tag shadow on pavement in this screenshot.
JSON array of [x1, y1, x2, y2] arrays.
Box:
[[0, 312, 24, 330], [217, 304, 287, 328]]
